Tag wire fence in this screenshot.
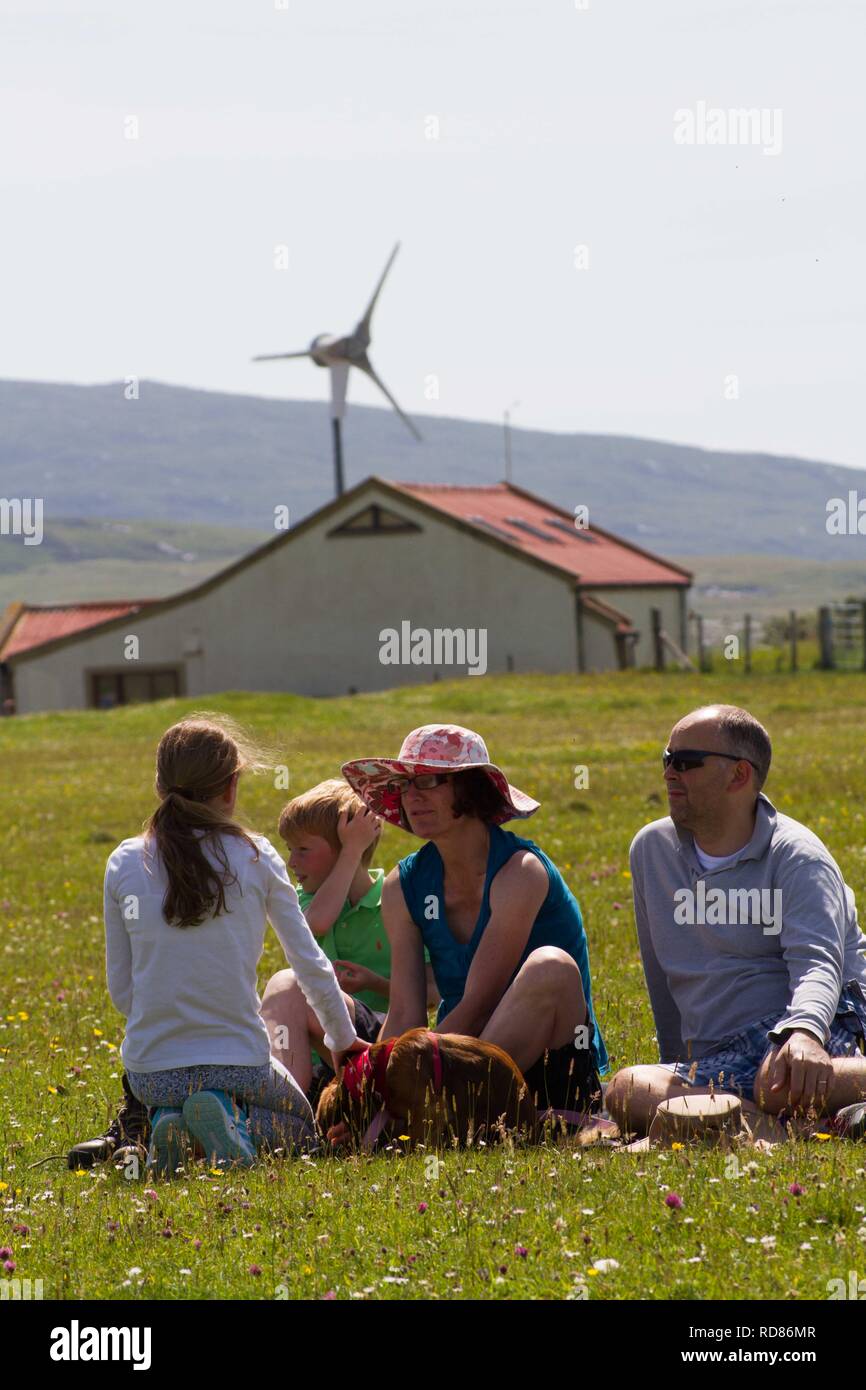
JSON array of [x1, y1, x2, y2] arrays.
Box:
[[651, 603, 866, 674]]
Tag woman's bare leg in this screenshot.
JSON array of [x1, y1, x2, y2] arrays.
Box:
[[480, 947, 587, 1075]]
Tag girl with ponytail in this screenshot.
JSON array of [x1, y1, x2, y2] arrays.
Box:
[[104, 712, 361, 1172]]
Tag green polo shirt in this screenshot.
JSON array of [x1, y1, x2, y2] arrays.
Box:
[[297, 868, 391, 1013]]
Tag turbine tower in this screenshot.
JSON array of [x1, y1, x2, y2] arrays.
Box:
[[253, 241, 421, 498]]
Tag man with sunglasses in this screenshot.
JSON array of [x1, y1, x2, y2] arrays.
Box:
[[605, 704, 866, 1139]]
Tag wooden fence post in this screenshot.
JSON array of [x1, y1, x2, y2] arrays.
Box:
[[790, 610, 798, 672], [818, 606, 834, 670], [652, 608, 664, 671], [696, 615, 708, 672]]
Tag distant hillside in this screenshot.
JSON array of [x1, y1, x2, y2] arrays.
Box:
[[2, 378, 866, 561], [0, 518, 263, 609], [0, 516, 265, 580]]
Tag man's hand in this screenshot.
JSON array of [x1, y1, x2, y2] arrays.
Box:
[[336, 807, 381, 856], [768, 1029, 834, 1113], [333, 960, 383, 996]]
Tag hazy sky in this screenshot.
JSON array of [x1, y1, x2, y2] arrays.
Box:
[[2, 0, 864, 465]]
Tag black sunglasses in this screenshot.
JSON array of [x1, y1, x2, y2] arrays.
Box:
[[663, 747, 759, 774]]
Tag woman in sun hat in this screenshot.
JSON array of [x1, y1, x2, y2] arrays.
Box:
[[342, 724, 608, 1118]]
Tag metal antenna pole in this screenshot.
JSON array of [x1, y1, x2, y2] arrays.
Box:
[[504, 399, 519, 484]]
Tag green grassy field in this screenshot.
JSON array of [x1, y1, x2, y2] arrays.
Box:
[[2, 671, 865, 1301]]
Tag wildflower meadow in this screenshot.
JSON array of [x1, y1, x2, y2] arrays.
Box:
[[1, 671, 865, 1303]]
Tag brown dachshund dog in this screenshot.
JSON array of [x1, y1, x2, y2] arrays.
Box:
[[316, 1028, 537, 1150]]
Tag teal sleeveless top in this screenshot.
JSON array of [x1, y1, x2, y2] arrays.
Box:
[[397, 823, 608, 1075]]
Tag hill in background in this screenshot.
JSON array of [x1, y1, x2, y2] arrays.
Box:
[[3, 378, 865, 560], [2, 379, 864, 626]]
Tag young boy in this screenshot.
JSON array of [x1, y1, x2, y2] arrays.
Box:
[[261, 778, 437, 1101]]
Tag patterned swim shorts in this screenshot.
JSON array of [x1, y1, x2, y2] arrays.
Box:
[[660, 982, 866, 1099]]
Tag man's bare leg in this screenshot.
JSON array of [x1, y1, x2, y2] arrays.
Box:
[[605, 1064, 783, 1140], [479, 947, 587, 1075], [605, 1065, 709, 1134], [260, 968, 357, 1094]]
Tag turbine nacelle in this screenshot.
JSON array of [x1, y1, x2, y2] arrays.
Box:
[[309, 333, 341, 367], [253, 242, 421, 495]]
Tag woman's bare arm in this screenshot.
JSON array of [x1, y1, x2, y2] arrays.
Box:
[[378, 868, 428, 1039]]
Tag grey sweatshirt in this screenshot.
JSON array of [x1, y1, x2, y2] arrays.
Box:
[[630, 794, 866, 1060]]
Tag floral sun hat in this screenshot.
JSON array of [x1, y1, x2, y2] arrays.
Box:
[[341, 723, 539, 831]]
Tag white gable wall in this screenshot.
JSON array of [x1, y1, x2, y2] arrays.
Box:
[[580, 610, 621, 672], [583, 586, 686, 667]]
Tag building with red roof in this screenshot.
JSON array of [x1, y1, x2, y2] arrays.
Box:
[[1, 476, 691, 713]]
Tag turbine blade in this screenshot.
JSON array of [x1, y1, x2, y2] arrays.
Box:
[[357, 358, 421, 441], [251, 350, 313, 361], [356, 241, 401, 336]]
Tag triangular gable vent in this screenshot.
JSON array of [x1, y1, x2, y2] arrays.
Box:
[[328, 504, 421, 536]]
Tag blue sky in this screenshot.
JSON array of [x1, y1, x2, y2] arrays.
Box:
[[2, 0, 864, 465]]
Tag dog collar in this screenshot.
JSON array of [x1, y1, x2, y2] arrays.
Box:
[[341, 1031, 443, 1104], [342, 1039, 396, 1103]]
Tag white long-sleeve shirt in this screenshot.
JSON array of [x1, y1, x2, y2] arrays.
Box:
[[104, 830, 356, 1072]]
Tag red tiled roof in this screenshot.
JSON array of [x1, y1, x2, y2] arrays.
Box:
[[391, 481, 691, 588], [0, 602, 153, 661]]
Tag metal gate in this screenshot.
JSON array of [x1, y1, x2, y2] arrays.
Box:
[[819, 601, 866, 670]]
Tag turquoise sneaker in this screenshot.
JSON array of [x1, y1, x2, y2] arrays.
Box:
[[182, 1090, 256, 1167], [146, 1106, 188, 1176]]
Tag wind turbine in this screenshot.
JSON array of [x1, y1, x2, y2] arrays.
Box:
[[253, 241, 421, 497]]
